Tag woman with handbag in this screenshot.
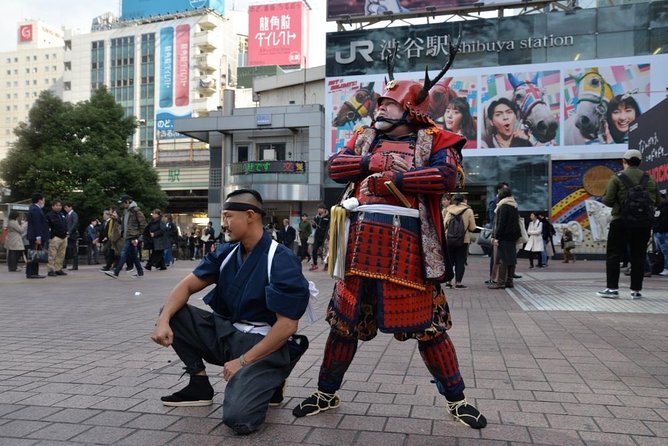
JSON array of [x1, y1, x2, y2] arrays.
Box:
[[561, 228, 576, 263], [6, 211, 27, 272]]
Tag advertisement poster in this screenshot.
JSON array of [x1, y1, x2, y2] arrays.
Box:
[[325, 54, 668, 158], [155, 17, 198, 139], [629, 98, 668, 191], [248, 1, 306, 67], [326, 0, 531, 21]]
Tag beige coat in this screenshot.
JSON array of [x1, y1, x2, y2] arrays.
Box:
[[6, 219, 27, 251], [443, 203, 477, 244]]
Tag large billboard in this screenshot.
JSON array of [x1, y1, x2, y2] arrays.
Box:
[[248, 1, 306, 67], [326, 0, 551, 21], [121, 0, 225, 21], [326, 54, 667, 157], [153, 17, 202, 139]]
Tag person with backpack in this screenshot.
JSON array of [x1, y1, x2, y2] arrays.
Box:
[[597, 149, 660, 299], [443, 195, 477, 288]]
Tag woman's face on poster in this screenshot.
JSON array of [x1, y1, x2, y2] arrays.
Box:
[[444, 105, 463, 132], [610, 104, 636, 133], [491, 103, 516, 138]]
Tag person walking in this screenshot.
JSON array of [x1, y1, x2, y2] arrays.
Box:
[[86, 218, 100, 265], [6, 211, 27, 272], [524, 212, 545, 269], [297, 213, 311, 263], [144, 209, 168, 271], [104, 194, 146, 278], [163, 213, 179, 266], [597, 149, 660, 299], [443, 195, 477, 288], [309, 205, 330, 271], [151, 189, 310, 435]]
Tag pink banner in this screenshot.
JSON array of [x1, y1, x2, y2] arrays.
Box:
[[248, 1, 305, 67], [175, 24, 190, 107]]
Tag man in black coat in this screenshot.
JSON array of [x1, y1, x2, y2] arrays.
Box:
[[26, 193, 49, 279], [45, 200, 69, 277], [278, 218, 297, 252], [489, 187, 521, 289], [63, 202, 79, 270]]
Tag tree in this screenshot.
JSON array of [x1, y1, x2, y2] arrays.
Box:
[[0, 88, 167, 226]]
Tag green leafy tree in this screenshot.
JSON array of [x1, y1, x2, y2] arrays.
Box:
[[0, 88, 167, 225]]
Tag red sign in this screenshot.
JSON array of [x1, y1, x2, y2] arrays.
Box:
[[19, 24, 33, 42], [174, 24, 190, 107], [248, 1, 305, 67]]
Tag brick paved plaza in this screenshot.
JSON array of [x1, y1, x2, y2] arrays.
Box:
[[1, 255, 667, 445]]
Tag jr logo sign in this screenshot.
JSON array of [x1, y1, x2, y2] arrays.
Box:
[[335, 40, 374, 64]]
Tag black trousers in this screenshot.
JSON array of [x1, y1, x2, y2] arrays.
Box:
[[311, 236, 325, 265], [447, 244, 468, 283], [606, 219, 651, 291], [298, 237, 310, 260], [168, 305, 308, 433], [146, 249, 165, 269], [7, 250, 22, 271]]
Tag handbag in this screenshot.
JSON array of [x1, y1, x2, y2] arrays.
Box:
[[28, 248, 48, 263], [477, 227, 493, 248], [517, 217, 529, 245], [564, 240, 575, 249]]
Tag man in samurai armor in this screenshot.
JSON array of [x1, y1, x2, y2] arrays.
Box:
[[292, 55, 487, 429]]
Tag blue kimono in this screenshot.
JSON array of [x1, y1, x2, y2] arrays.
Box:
[[194, 231, 309, 323]]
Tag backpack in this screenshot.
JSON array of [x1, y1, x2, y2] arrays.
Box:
[[446, 212, 466, 247], [618, 172, 655, 228]]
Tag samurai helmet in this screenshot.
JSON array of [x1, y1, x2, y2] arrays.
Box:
[[377, 32, 462, 126]]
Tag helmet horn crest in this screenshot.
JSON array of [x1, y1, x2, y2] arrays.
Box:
[[415, 31, 462, 106]]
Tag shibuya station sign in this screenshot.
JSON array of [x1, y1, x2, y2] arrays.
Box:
[[329, 28, 575, 74]]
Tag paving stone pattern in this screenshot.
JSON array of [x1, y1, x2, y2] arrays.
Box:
[[0, 255, 666, 445]]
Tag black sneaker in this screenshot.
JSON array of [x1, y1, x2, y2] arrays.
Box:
[[269, 380, 287, 407], [596, 288, 619, 298], [161, 375, 214, 407], [292, 391, 340, 417], [447, 399, 487, 429]]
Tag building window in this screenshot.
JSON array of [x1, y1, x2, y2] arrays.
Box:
[[45, 54, 49, 60], [5, 70, 9, 75], [64, 81, 71, 91], [237, 145, 249, 162], [5, 58, 10, 63], [64, 40, 71, 50], [64, 61, 71, 71], [257, 143, 286, 161], [45, 66, 50, 72]]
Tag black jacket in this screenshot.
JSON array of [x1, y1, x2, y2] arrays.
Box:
[[46, 210, 68, 239], [494, 199, 521, 242], [655, 199, 668, 233], [313, 214, 330, 240], [278, 225, 296, 245]]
